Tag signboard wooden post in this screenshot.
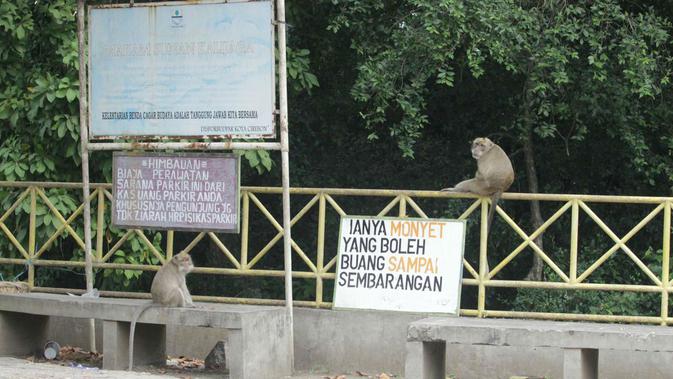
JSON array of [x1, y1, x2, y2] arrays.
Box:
[[333, 216, 466, 314]]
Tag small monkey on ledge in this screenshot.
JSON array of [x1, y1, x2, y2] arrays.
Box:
[[442, 137, 514, 233], [128, 251, 196, 370]]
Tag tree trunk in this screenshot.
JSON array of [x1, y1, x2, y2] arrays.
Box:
[[523, 121, 545, 281]]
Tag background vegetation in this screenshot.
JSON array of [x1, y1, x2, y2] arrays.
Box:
[[1, 0, 672, 315]]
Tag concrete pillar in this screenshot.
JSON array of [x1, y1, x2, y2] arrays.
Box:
[[405, 340, 446, 379], [0, 311, 48, 356], [563, 348, 598, 379], [102, 320, 166, 370], [226, 329, 244, 378]]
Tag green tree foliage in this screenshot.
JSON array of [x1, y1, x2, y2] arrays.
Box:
[[327, 0, 672, 160], [0, 0, 320, 183], [0, 1, 86, 284], [0, 0, 320, 290], [1, 0, 673, 315], [0, 1, 80, 182], [326, 0, 673, 280]]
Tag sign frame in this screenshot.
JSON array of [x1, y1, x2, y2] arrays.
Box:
[[87, 0, 277, 140], [76, 0, 295, 360], [332, 215, 467, 315], [111, 151, 241, 233]]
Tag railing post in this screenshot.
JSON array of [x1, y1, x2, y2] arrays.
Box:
[[96, 188, 104, 260], [478, 198, 489, 317], [240, 191, 249, 269], [27, 187, 36, 287], [661, 200, 670, 325], [570, 200, 579, 284], [166, 231, 174, 259], [399, 195, 407, 218], [315, 193, 326, 307]]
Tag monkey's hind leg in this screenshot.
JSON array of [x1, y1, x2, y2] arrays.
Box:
[[486, 192, 502, 235], [443, 178, 477, 192]]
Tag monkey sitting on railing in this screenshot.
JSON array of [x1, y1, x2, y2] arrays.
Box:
[[442, 137, 514, 234]]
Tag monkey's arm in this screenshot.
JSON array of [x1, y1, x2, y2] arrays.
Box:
[[180, 280, 195, 307]]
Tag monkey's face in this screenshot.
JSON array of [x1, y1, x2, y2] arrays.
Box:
[[471, 137, 494, 160], [172, 253, 194, 274]]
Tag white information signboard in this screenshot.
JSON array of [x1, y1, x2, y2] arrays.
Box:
[[88, 1, 274, 138], [333, 216, 466, 314]]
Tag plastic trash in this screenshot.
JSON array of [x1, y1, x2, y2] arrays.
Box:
[[43, 341, 60, 360]]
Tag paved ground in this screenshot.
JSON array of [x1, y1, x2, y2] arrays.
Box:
[[0, 357, 390, 379], [0, 357, 167, 379]]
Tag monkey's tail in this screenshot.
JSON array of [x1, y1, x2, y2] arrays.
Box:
[[487, 192, 502, 236], [128, 301, 154, 371]]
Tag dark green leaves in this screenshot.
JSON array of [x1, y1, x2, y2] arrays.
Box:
[[327, 0, 672, 159]]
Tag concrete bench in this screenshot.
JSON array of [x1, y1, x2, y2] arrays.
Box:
[[405, 317, 673, 379], [0, 293, 291, 378]]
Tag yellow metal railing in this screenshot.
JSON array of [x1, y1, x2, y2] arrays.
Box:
[[0, 181, 671, 324]]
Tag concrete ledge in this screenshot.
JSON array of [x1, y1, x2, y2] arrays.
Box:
[[407, 317, 673, 379], [36, 309, 673, 378], [0, 293, 283, 329], [407, 317, 673, 351], [0, 293, 292, 379]]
